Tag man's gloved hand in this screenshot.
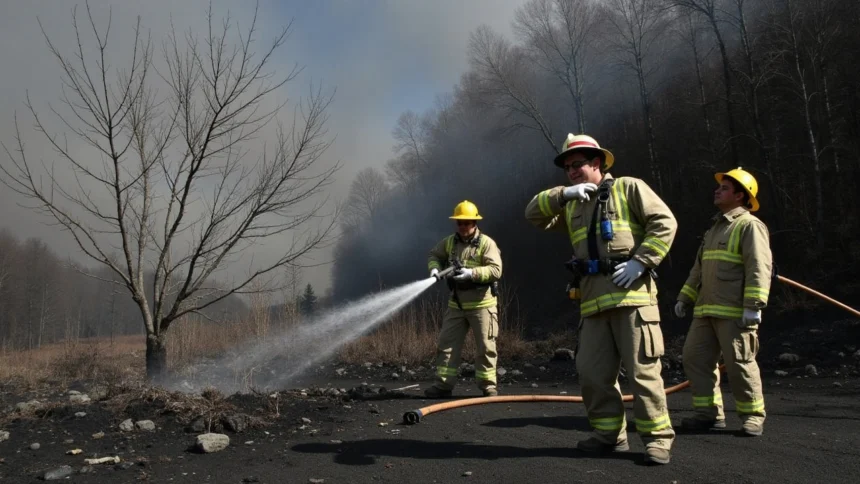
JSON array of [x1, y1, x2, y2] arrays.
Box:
[[742, 308, 762, 326], [452, 268, 473, 282], [674, 301, 687, 318], [430, 268, 440, 280], [562, 183, 598, 202], [611, 259, 646, 288]]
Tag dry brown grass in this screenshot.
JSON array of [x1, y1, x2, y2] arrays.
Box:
[[0, 335, 145, 389], [338, 295, 555, 366]]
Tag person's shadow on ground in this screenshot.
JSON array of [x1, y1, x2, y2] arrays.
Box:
[[292, 435, 645, 466]]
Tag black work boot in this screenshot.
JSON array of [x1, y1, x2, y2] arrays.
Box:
[[576, 436, 629, 454], [423, 386, 452, 398], [681, 417, 726, 431]]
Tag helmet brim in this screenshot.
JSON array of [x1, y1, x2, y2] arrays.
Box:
[[715, 173, 760, 212], [449, 215, 482, 220]]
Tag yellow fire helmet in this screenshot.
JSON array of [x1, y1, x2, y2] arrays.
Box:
[[449, 200, 483, 220], [553, 133, 615, 170], [715, 167, 760, 212]]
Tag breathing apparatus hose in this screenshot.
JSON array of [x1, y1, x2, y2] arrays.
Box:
[[403, 274, 860, 425]]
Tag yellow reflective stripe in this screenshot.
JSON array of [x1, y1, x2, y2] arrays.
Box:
[[728, 221, 745, 253], [702, 250, 743, 264], [641, 236, 669, 257], [635, 414, 671, 432], [475, 369, 496, 380], [538, 190, 553, 217], [589, 416, 625, 431], [612, 220, 643, 235], [436, 366, 458, 377], [744, 286, 769, 299], [428, 261, 441, 270], [735, 399, 765, 414], [571, 227, 587, 245], [580, 291, 652, 316], [565, 201, 579, 247], [693, 304, 744, 318], [692, 394, 723, 407], [681, 284, 698, 301], [449, 298, 497, 310], [612, 178, 630, 223]]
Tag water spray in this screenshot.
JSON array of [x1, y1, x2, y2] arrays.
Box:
[[170, 276, 439, 393]]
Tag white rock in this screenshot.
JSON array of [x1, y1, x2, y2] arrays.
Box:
[[775, 370, 788, 377], [75, 412, 87, 418], [30, 442, 40, 450], [0, 430, 9, 442], [301, 417, 312, 424], [70, 394, 91, 404], [497, 368, 507, 377], [805, 364, 818, 376], [511, 370, 523, 377], [135, 420, 156, 431], [119, 419, 134, 432], [195, 433, 230, 453]]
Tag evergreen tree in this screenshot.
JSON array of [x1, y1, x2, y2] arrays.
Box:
[[300, 283, 318, 316]]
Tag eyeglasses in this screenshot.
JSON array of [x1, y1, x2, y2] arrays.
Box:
[[563, 159, 590, 172], [456, 221, 475, 226]]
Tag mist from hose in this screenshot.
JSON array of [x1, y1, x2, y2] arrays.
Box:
[[166, 277, 438, 394]]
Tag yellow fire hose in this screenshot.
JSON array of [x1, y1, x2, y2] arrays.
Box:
[[402, 274, 859, 425]]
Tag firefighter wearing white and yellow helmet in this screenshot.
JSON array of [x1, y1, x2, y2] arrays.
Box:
[[675, 167, 773, 437], [425, 200, 503, 398], [525, 134, 677, 465]]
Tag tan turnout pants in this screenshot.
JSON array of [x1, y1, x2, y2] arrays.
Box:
[[432, 307, 498, 392], [682, 317, 765, 425], [576, 306, 675, 450]]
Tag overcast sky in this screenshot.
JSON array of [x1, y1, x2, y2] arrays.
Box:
[[0, 0, 522, 295]]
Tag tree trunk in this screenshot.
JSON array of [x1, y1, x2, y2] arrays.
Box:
[[708, 16, 739, 165], [688, 15, 716, 165], [146, 333, 168, 382], [737, 1, 770, 169], [822, 71, 840, 173], [636, 54, 662, 192]]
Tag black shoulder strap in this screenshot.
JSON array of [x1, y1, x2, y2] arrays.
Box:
[[587, 179, 615, 260]]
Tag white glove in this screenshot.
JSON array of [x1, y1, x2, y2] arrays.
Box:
[[452, 268, 473, 281], [611, 259, 646, 288], [562, 183, 598, 202], [742, 308, 761, 326], [674, 301, 687, 318], [430, 268, 440, 279]]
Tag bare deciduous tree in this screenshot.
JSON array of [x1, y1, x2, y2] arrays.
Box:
[[468, 25, 556, 151], [341, 167, 389, 230], [0, 3, 339, 379], [671, 0, 740, 164], [513, 0, 600, 133], [604, 0, 667, 190]]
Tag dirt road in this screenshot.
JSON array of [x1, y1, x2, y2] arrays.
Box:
[[2, 376, 859, 483]]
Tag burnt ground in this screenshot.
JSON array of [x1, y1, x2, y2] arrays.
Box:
[[2, 318, 860, 483]]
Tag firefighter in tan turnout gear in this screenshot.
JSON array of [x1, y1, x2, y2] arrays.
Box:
[[425, 201, 503, 398], [675, 168, 772, 437], [525, 134, 677, 465]]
